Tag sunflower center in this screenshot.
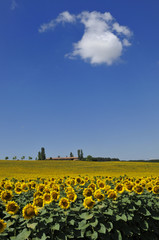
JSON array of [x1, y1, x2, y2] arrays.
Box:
[[25, 207, 35, 217], [3, 192, 11, 200], [62, 200, 68, 207], [85, 199, 94, 207], [8, 204, 17, 212]]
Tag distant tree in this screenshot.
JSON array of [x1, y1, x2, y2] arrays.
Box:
[[86, 155, 93, 161], [77, 149, 84, 160], [70, 152, 74, 157], [77, 149, 80, 159], [28, 156, 32, 160], [35, 157, 38, 160], [38, 151, 41, 160], [5, 156, 9, 160], [41, 147, 46, 160], [81, 150, 83, 160], [13, 156, 17, 160], [58, 156, 60, 158], [38, 147, 46, 160], [21, 156, 25, 160]]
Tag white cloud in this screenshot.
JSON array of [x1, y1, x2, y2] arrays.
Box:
[[39, 11, 76, 33], [39, 11, 132, 65], [11, 0, 18, 10]]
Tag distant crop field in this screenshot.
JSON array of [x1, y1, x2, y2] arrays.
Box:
[[0, 160, 159, 179]]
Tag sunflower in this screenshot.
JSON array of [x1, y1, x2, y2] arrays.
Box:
[[43, 193, 52, 204], [59, 197, 70, 209], [14, 187, 22, 194], [133, 185, 144, 194], [15, 182, 21, 188], [98, 181, 105, 190], [152, 185, 159, 194], [21, 183, 29, 192], [34, 191, 43, 198], [33, 197, 44, 208], [4, 181, 13, 190], [125, 182, 134, 192], [107, 190, 117, 200], [88, 183, 96, 192], [51, 191, 60, 201], [22, 203, 38, 220], [104, 185, 111, 192], [94, 189, 105, 201], [83, 197, 95, 209], [1, 190, 13, 202], [80, 179, 85, 186], [75, 177, 82, 185], [0, 219, 7, 233], [6, 201, 19, 215], [37, 184, 45, 193], [67, 192, 77, 202], [52, 184, 60, 192], [83, 188, 93, 197], [115, 184, 125, 194], [31, 181, 36, 189], [146, 184, 153, 192]]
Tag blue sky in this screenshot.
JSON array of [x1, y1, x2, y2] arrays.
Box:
[[0, 0, 159, 160]]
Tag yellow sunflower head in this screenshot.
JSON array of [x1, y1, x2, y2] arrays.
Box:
[[152, 185, 159, 194], [83, 188, 93, 197], [104, 185, 111, 192], [67, 193, 77, 202], [133, 185, 144, 194], [83, 197, 95, 209], [22, 203, 38, 220], [4, 181, 13, 190], [107, 190, 117, 200], [75, 177, 82, 185], [43, 193, 52, 204], [115, 184, 125, 194], [0, 219, 7, 233], [125, 182, 134, 192], [51, 191, 60, 201], [98, 181, 105, 189], [59, 197, 70, 209], [6, 201, 19, 215], [94, 189, 105, 201], [37, 184, 45, 193], [1, 190, 13, 202], [21, 183, 29, 192], [14, 187, 22, 195], [88, 183, 96, 192], [146, 184, 153, 192], [33, 197, 44, 208]]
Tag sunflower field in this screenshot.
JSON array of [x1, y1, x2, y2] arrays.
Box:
[[0, 175, 159, 240]]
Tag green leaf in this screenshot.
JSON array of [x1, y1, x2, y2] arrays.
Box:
[[98, 223, 106, 234], [79, 212, 94, 220], [116, 230, 122, 240], [90, 218, 98, 227], [15, 229, 31, 240], [104, 209, 113, 216], [91, 231, 98, 240], [41, 233, 48, 240], [69, 219, 75, 225], [139, 220, 149, 231], [105, 222, 113, 232], [152, 216, 159, 220], [27, 222, 38, 230], [52, 223, 60, 231], [135, 200, 142, 206], [116, 214, 127, 222]]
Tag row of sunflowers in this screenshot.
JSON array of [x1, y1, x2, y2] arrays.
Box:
[[0, 175, 159, 239]]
